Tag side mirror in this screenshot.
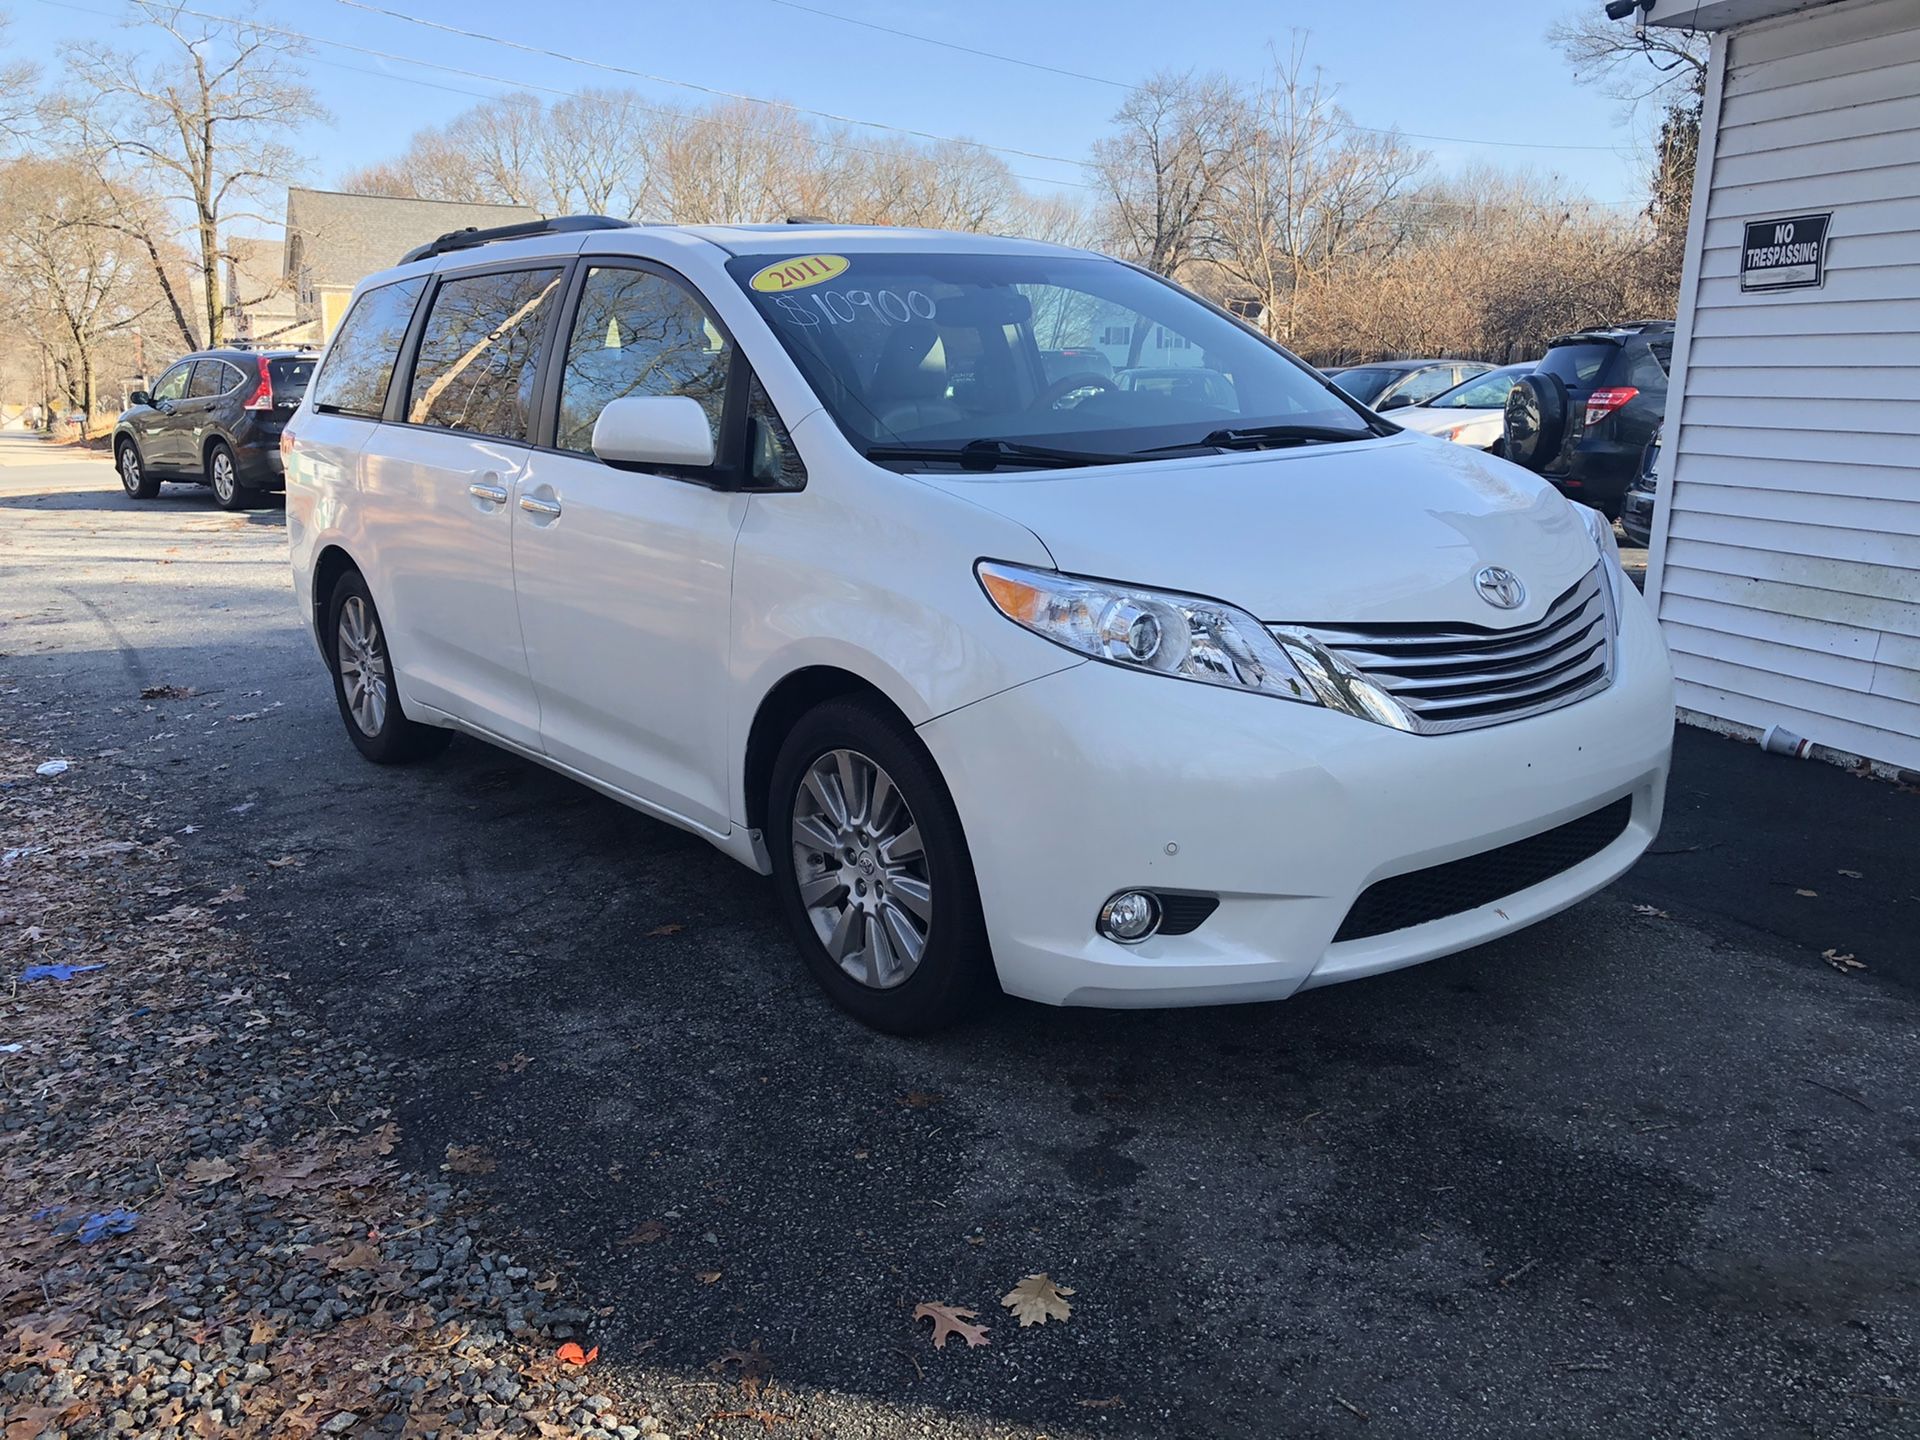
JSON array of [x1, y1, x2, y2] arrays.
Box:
[[591, 395, 716, 471], [1377, 393, 1412, 411], [129, 390, 151, 408]]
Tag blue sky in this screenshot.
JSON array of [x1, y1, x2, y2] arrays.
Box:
[[13, 0, 1657, 227]]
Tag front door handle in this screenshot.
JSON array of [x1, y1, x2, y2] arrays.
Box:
[[519, 495, 562, 518], [468, 482, 509, 504]]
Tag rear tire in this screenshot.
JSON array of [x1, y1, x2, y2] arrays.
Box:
[[325, 570, 452, 764], [768, 696, 995, 1034], [117, 439, 160, 499], [207, 440, 251, 511]]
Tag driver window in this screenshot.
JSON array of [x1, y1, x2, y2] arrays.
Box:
[[1397, 368, 1457, 406], [555, 266, 732, 457], [152, 365, 192, 403]]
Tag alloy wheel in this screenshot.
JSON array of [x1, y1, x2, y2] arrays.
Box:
[[119, 447, 142, 495], [211, 450, 237, 505], [335, 595, 390, 737], [790, 748, 932, 990]]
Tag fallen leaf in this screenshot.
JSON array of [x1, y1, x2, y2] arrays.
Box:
[[709, 1339, 773, 1393], [646, 923, 684, 937], [1631, 903, 1669, 919], [210, 886, 247, 907], [913, 1302, 989, 1349], [495, 1051, 533, 1074], [1823, 948, 1866, 973], [184, 1157, 238, 1185], [1076, 1396, 1126, 1410], [353, 1121, 399, 1158], [697, 1270, 722, 1285], [1000, 1273, 1074, 1327], [618, 1220, 668, 1246], [442, 1143, 497, 1175], [898, 1090, 942, 1109], [248, 1318, 279, 1346], [1838, 869, 1863, 879], [555, 1342, 599, 1367], [534, 1273, 560, 1293], [1795, 888, 1819, 898], [266, 853, 305, 869], [213, 986, 252, 1004]]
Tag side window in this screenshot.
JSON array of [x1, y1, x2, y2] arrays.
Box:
[[152, 364, 193, 403], [408, 267, 565, 441], [312, 276, 428, 419], [747, 376, 806, 490], [188, 361, 234, 398], [1628, 340, 1670, 390], [1398, 367, 1456, 405], [555, 266, 732, 457]]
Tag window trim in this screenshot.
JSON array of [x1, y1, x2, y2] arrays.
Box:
[[312, 275, 432, 421], [391, 257, 572, 445]]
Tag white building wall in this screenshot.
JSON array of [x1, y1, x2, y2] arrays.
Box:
[[1646, 0, 1920, 771]]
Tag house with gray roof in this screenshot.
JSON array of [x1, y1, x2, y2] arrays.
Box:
[[283, 188, 540, 341]]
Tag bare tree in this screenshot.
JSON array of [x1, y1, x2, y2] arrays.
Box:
[[48, 1, 322, 349], [0, 11, 41, 141], [1087, 71, 1243, 277], [1210, 37, 1424, 346], [0, 156, 168, 423]]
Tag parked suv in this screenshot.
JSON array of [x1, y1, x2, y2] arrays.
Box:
[[114, 347, 317, 509], [287, 217, 1673, 1033], [1502, 323, 1672, 518]]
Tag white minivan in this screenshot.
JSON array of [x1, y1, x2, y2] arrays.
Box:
[[286, 217, 1674, 1033]]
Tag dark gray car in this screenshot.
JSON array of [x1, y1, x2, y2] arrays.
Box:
[[113, 348, 317, 510]]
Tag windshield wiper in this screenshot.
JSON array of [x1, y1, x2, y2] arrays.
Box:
[[864, 438, 1135, 471], [1141, 424, 1375, 455]]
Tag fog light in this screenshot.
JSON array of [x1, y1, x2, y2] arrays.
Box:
[[1097, 890, 1160, 944]]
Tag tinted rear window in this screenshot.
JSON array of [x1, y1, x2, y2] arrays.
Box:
[[1330, 367, 1397, 404], [270, 358, 315, 393], [312, 277, 428, 419], [1537, 344, 1616, 388]]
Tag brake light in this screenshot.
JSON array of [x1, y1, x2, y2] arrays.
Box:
[[242, 354, 273, 411], [279, 428, 295, 461], [1583, 387, 1638, 429]]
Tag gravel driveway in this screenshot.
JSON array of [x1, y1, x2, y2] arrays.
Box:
[[4, 445, 1916, 1438]]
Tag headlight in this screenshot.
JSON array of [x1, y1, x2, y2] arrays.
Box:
[[977, 561, 1317, 704]]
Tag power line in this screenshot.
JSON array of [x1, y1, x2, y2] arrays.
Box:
[[754, 0, 1628, 155], [94, 0, 1098, 192], [328, 0, 1091, 170], [760, 0, 1128, 90]]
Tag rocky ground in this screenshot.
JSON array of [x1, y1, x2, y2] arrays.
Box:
[[2, 740, 685, 1439]]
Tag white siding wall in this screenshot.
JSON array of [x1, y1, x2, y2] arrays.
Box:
[[1648, 0, 1920, 771]]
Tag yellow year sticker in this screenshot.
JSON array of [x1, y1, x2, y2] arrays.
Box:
[[749, 254, 850, 293]]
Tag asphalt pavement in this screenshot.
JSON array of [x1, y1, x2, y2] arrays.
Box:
[[3, 436, 1916, 1438]]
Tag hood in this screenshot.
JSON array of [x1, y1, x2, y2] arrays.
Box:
[[922, 435, 1597, 627], [1390, 405, 1499, 436]]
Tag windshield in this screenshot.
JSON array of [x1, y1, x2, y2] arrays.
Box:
[[728, 251, 1371, 465], [1429, 366, 1525, 410], [1327, 367, 1399, 404]]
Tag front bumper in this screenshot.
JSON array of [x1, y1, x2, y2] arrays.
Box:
[[918, 579, 1674, 1008]]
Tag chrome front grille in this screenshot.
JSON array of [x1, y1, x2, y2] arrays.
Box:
[[1276, 566, 1615, 735]]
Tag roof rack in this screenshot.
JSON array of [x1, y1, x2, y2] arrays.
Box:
[[399, 214, 634, 266]]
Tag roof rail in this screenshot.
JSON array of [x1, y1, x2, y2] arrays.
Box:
[[784, 214, 832, 225], [399, 214, 634, 266]]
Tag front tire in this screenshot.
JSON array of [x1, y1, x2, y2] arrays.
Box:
[[768, 696, 994, 1034], [325, 570, 451, 764], [207, 441, 251, 510], [117, 439, 160, 499]]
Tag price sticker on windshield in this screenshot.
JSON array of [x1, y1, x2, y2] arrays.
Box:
[[749, 254, 851, 293]]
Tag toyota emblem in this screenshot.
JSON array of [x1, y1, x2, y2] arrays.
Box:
[[1474, 566, 1526, 610]]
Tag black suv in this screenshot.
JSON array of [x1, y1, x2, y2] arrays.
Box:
[[1501, 322, 1672, 517], [114, 348, 317, 509]]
